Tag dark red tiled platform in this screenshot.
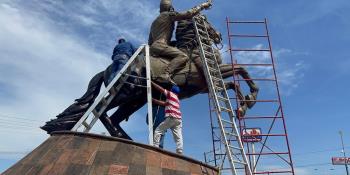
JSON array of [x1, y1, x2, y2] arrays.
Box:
[[2, 131, 218, 175]]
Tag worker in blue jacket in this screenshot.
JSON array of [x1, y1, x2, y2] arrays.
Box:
[[108, 38, 136, 84]]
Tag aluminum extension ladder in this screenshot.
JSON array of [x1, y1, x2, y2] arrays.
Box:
[[71, 44, 155, 145], [193, 16, 252, 175]]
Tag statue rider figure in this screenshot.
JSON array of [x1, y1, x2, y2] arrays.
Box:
[[176, 14, 223, 75], [148, 0, 212, 85]]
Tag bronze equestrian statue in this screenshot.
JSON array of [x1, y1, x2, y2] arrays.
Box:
[[41, 4, 258, 140]]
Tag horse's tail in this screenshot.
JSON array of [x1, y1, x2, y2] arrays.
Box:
[[41, 71, 105, 134], [75, 71, 105, 104]]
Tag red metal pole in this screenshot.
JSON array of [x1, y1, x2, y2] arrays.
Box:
[[226, 16, 252, 173], [264, 18, 295, 174], [225, 17, 295, 174]]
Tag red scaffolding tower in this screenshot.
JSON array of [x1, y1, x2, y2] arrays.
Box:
[[205, 18, 295, 175]]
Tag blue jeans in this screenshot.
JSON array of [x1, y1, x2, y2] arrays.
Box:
[[108, 54, 129, 84]]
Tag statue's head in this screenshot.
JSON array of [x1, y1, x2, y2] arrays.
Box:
[[160, 0, 174, 13], [199, 14, 222, 45]]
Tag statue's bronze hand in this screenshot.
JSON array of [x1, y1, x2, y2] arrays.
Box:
[[201, 2, 212, 10]]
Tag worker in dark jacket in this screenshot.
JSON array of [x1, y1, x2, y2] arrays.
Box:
[[108, 38, 136, 84]]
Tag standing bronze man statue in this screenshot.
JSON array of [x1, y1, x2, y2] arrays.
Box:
[[148, 0, 212, 85]]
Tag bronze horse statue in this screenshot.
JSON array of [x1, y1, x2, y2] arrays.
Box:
[[41, 14, 259, 139]]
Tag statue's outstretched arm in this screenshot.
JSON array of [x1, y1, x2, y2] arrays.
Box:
[[170, 1, 212, 21], [207, 22, 222, 44]]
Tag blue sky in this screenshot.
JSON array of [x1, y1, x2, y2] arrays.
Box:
[[0, 0, 350, 174]]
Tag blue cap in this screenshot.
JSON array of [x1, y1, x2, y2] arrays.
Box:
[[171, 85, 180, 94]]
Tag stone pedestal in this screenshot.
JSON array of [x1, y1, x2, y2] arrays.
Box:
[[2, 131, 218, 175]]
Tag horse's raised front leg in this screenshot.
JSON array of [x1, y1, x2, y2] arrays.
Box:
[[220, 64, 259, 107], [232, 65, 259, 108], [220, 64, 259, 117], [224, 81, 248, 118]]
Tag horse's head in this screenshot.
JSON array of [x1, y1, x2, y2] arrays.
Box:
[[198, 14, 222, 45], [175, 14, 222, 49]]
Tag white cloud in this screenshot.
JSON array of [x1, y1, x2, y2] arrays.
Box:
[[221, 44, 307, 96], [270, 0, 350, 27], [32, 0, 157, 44], [75, 14, 100, 26], [234, 44, 273, 76], [0, 2, 106, 154], [0, 0, 159, 161], [0, 0, 160, 146], [275, 51, 308, 96], [294, 167, 312, 175], [277, 60, 306, 95]]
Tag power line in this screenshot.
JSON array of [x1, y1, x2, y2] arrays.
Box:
[[0, 121, 40, 128], [0, 114, 46, 131], [0, 124, 42, 133], [247, 162, 334, 173], [0, 151, 29, 155], [0, 118, 42, 126], [0, 114, 46, 122], [293, 146, 350, 157], [294, 162, 332, 168], [0, 123, 38, 129]]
